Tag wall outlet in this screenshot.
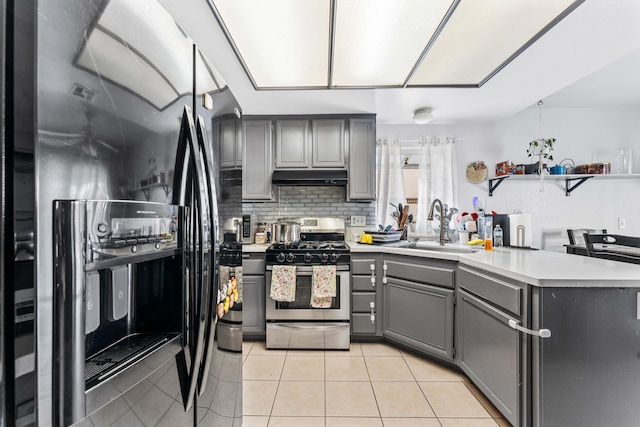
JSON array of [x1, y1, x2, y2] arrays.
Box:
[[618, 217, 626, 229], [350, 215, 366, 226]]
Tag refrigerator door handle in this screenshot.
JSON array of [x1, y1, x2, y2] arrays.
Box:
[[173, 106, 211, 412], [195, 114, 219, 396]]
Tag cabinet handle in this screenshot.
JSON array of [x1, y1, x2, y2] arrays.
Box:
[[382, 263, 387, 284], [369, 302, 375, 324], [370, 264, 376, 287], [508, 319, 551, 338]]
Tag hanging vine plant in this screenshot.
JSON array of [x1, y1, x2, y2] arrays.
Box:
[[527, 137, 556, 161]]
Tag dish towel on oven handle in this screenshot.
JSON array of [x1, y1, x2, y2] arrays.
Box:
[[270, 265, 296, 302], [311, 265, 336, 308]]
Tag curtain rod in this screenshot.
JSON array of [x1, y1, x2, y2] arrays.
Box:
[[376, 137, 460, 146]]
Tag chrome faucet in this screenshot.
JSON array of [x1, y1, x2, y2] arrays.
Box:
[[427, 199, 448, 246]]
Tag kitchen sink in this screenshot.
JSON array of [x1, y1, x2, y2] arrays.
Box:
[[403, 241, 480, 254]]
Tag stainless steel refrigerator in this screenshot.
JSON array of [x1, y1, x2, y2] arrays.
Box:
[[1, 0, 242, 425]]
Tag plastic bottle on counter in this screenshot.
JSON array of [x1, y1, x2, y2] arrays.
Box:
[[484, 217, 493, 251], [493, 224, 503, 248]]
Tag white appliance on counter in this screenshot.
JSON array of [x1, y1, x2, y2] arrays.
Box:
[[493, 213, 534, 248]]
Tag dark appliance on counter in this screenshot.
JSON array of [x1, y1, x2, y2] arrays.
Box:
[[265, 218, 351, 350], [2, 1, 242, 425], [492, 213, 535, 249], [242, 213, 254, 244], [217, 242, 243, 352]]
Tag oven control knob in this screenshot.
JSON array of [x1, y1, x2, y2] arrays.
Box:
[[286, 253, 295, 263], [330, 253, 339, 262], [277, 253, 286, 263], [131, 245, 138, 253], [304, 252, 313, 263], [320, 253, 329, 263]]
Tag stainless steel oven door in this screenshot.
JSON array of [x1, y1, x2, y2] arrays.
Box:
[[265, 266, 350, 321]]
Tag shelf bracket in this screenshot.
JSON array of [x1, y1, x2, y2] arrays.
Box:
[[488, 176, 510, 196], [129, 183, 170, 201], [565, 176, 593, 196]]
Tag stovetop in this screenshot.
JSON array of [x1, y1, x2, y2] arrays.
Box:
[[266, 240, 350, 265], [268, 240, 349, 252]]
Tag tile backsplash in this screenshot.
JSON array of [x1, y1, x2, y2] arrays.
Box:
[[242, 185, 375, 227]]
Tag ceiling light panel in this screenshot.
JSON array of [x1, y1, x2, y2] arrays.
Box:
[[333, 0, 454, 87], [408, 0, 580, 86], [214, 0, 330, 88]]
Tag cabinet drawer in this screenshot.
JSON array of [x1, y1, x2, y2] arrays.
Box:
[[457, 266, 522, 316], [384, 255, 455, 288], [352, 313, 376, 335], [352, 293, 376, 312], [352, 258, 377, 275], [242, 254, 265, 275], [352, 275, 376, 291]]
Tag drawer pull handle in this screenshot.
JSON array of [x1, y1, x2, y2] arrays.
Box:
[[370, 265, 376, 287], [508, 319, 551, 338], [370, 314, 375, 324]]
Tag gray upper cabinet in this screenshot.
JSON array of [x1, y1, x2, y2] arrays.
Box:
[[311, 119, 346, 168], [242, 120, 273, 201], [275, 120, 309, 168], [348, 118, 376, 201], [219, 117, 242, 169]]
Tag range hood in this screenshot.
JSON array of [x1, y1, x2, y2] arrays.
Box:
[[271, 169, 348, 186]]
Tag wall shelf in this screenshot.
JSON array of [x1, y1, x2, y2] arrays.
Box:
[[488, 174, 640, 197], [129, 183, 170, 201]]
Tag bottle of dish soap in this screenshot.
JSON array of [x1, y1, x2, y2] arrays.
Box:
[[493, 224, 503, 248]]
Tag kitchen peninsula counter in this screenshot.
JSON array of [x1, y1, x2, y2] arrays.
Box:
[[351, 243, 640, 287]]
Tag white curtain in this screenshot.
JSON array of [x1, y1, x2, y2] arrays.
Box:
[[414, 136, 458, 238], [375, 138, 406, 229]]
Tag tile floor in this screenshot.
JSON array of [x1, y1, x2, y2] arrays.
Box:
[[242, 341, 511, 427]]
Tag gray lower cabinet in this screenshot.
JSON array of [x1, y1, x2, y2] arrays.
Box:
[[242, 120, 273, 200], [351, 254, 382, 338], [531, 287, 640, 427], [242, 252, 266, 339], [382, 255, 455, 361], [456, 265, 528, 427], [347, 118, 376, 201]]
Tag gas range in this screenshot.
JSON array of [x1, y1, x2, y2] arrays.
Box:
[[265, 217, 350, 266], [266, 239, 350, 265]]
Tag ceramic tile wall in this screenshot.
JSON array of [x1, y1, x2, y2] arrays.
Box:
[[242, 185, 375, 226]]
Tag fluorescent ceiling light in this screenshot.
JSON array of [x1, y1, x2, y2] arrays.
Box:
[[213, 0, 330, 88], [408, 0, 578, 86], [210, 0, 585, 89], [332, 0, 452, 87]]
